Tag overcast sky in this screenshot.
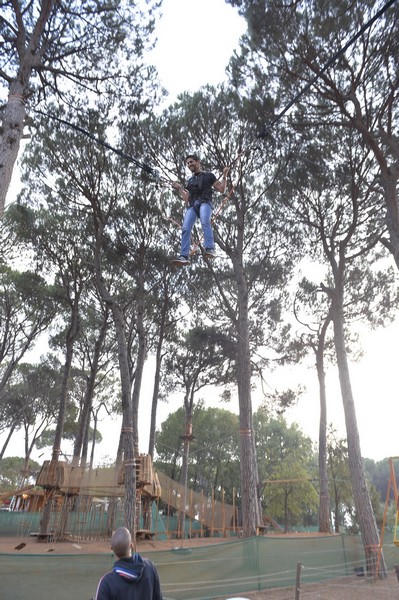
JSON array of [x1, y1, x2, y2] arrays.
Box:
[[148, 0, 246, 98]]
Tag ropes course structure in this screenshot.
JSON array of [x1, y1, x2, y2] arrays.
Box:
[[0, 458, 252, 542]]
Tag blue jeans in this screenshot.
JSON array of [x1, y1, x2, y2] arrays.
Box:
[[180, 201, 214, 257]]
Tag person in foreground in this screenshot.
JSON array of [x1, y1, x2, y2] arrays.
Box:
[[172, 154, 229, 267], [94, 527, 163, 600]]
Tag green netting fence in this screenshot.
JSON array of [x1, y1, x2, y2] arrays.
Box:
[[0, 506, 169, 540], [0, 508, 215, 540], [1, 534, 398, 600]]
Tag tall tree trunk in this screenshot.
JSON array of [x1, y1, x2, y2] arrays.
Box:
[[103, 296, 136, 532], [0, 89, 26, 216], [93, 222, 136, 535], [39, 306, 80, 539], [332, 297, 387, 576], [235, 264, 261, 537], [131, 254, 147, 451], [283, 488, 289, 533], [73, 312, 108, 467], [315, 315, 332, 533], [106, 441, 123, 536], [89, 409, 99, 471], [148, 269, 175, 459], [148, 308, 167, 458], [212, 239, 262, 538], [80, 405, 91, 469], [178, 411, 193, 539], [333, 484, 340, 534]]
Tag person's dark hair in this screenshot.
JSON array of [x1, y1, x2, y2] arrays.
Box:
[[111, 527, 132, 558], [185, 153, 200, 162]]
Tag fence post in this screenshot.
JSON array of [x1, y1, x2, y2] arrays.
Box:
[[295, 561, 302, 600]]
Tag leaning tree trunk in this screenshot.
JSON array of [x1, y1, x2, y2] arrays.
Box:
[[332, 297, 387, 577], [0, 422, 17, 459], [0, 86, 26, 216], [0, 1, 55, 216], [380, 169, 399, 271], [350, 113, 399, 272]]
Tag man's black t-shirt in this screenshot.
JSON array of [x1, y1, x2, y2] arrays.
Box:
[[187, 171, 217, 206]]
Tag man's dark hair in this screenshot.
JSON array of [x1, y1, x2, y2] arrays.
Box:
[[111, 527, 132, 558], [185, 153, 200, 162]]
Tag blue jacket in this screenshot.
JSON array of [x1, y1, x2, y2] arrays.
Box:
[[94, 553, 163, 600]]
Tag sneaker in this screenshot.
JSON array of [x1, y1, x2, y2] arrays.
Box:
[[204, 249, 216, 259], [171, 255, 190, 267]]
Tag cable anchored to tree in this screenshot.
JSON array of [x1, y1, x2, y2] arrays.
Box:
[[257, 0, 398, 139], [31, 0, 397, 185]]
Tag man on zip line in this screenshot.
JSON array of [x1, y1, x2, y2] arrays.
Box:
[[172, 154, 229, 267]]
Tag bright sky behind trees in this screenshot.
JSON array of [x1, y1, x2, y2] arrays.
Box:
[[148, 0, 247, 99]]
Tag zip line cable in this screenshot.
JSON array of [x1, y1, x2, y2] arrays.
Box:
[[32, 107, 163, 181], [257, 0, 398, 139], [31, 0, 396, 195]]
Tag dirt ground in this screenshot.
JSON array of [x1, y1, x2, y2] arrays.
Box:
[[0, 535, 398, 599]]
